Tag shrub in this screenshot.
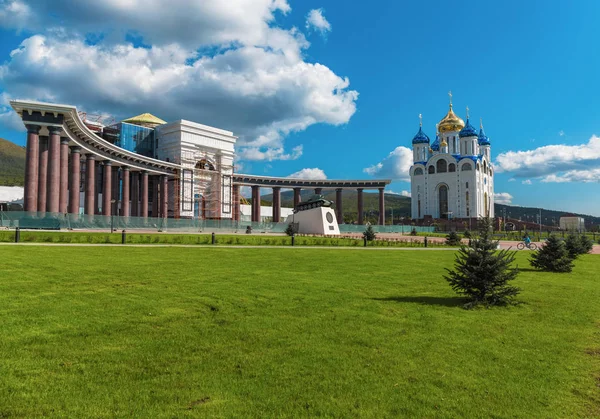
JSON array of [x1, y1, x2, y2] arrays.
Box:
[[564, 232, 584, 259], [363, 225, 376, 241], [410, 228, 417, 236], [445, 217, 520, 308], [463, 230, 471, 238], [579, 235, 594, 255], [284, 223, 295, 236], [445, 231, 462, 246], [529, 235, 574, 273]]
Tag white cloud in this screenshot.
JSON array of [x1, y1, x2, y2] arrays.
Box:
[[494, 192, 513, 205], [287, 168, 327, 180], [559, 130, 565, 136], [522, 179, 532, 185], [306, 8, 331, 35], [387, 190, 411, 197], [363, 146, 412, 181], [508, 178, 516, 182], [541, 168, 600, 183], [0, 186, 24, 202], [0, 0, 358, 162], [494, 135, 600, 181]]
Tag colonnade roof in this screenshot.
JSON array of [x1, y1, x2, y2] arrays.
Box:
[[233, 174, 391, 189]]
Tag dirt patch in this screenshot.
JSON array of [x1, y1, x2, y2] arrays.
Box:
[[187, 397, 210, 409]]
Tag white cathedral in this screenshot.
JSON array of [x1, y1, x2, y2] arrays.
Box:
[[410, 95, 494, 220]]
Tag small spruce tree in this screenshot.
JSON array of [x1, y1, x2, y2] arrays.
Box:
[[529, 234, 574, 272], [284, 223, 296, 236], [564, 232, 584, 259], [445, 218, 520, 308], [579, 234, 594, 255], [463, 229, 472, 238], [445, 231, 462, 246], [363, 225, 376, 241]]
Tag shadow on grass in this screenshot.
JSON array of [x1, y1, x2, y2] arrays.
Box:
[[372, 296, 467, 307]]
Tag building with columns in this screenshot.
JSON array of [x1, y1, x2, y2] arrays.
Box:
[[11, 100, 392, 225], [409, 96, 494, 220]]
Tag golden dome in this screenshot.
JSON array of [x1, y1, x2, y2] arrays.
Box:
[[438, 104, 465, 133]]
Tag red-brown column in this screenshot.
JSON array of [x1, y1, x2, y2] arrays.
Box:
[[111, 166, 119, 210], [24, 125, 41, 213], [378, 188, 385, 225], [131, 171, 139, 217], [37, 136, 48, 215], [272, 186, 281, 222], [121, 167, 130, 217], [151, 176, 159, 218], [141, 171, 149, 218], [102, 161, 112, 216], [59, 138, 69, 214], [293, 187, 301, 208], [357, 188, 364, 225], [84, 154, 96, 216], [46, 126, 61, 213], [161, 175, 169, 218], [336, 188, 343, 224], [315, 187, 323, 195], [232, 184, 240, 221], [251, 185, 260, 222], [68, 147, 81, 215]]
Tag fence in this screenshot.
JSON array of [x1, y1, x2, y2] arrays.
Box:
[[0, 211, 435, 234]]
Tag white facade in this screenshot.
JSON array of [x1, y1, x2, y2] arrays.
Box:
[[559, 216, 585, 232], [410, 104, 494, 220], [156, 120, 237, 219]]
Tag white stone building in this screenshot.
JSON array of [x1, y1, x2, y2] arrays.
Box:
[[410, 98, 494, 220]]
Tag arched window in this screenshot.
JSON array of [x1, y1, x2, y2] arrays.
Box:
[[461, 162, 472, 171], [484, 192, 489, 217], [414, 167, 423, 175], [436, 159, 447, 173], [448, 163, 456, 172], [483, 161, 487, 173], [476, 163, 480, 171], [428, 165, 435, 174], [418, 194, 421, 218], [439, 185, 448, 218], [489, 168, 493, 176], [196, 158, 215, 171], [465, 181, 469, 189], [466, 191, 470, 216]]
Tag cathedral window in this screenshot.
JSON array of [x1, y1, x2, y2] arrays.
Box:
[[436, 159, 447, 173], [448, 163, 456, 172], [483, 161, 487, 173], [428, 165, 435, 174], [414, 168, 423, 175], [461, 162, 472, 171], [465, 181, 469, 189], [476, 163, 480, 171], [438, 185, 449, 218]]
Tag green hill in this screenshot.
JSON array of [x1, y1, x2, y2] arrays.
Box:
[[0, 138, 26, 186]]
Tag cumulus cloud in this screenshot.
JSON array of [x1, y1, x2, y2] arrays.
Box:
[[559, 130, 565, 136], [363, 146, 412, 181], [522, 179, 532, 185], [541, 168, 600, 183], [0, 0, 358, 162], [306, 9, 331, 35], [494, 135, 600, 181], [287, 167, 327, 179], [0, 186, 24, 202], [494, 192, 513, 205], [387, 190, 411, 197]]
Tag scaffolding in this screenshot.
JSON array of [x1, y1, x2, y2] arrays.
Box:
[[171, 149, 233, 220]]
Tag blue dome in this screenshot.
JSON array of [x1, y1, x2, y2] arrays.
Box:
[[430, 135, 440, 151], [412, 126, 430, 144], [478, 127, 490, 146], [459, 118, 478, 138]]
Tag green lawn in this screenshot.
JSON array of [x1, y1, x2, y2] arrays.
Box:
[[0, 247, 599, 417]]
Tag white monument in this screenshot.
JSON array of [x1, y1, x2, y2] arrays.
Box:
[[286, 206, 340, 235]]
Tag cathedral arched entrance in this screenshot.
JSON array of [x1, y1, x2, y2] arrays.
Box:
[[437, 183, 449, 219]]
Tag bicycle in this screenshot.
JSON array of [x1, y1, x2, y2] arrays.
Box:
[[517, 241, 537, 250]]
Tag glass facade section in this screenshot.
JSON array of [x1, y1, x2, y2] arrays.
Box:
[[110, 122, 156, 157]]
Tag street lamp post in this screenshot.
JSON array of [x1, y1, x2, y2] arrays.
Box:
[[110, 199, 116, 232]]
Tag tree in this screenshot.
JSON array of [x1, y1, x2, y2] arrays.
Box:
[[284, 223, 296, 236], [445, 218, 520, 308], [529, 235, 574, 273], [564, 232, 584, 259], [579, 234, 594, 255], [463, 229, 472, 238], [363, 225, 376, 241], [445, 231, 461, 246]]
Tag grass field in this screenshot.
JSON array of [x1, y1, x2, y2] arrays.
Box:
[[1, 247, 599, 417]]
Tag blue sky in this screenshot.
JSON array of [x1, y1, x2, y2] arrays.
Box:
[[1, 0, 599, 215]]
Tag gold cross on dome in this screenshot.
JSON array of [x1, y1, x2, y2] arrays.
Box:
[[466, 105, 470, 119], [419, 113, 422, 126], [448, 90, 453, 105]]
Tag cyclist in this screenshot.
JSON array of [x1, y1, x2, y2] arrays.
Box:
[[523, 233, 531, 246]]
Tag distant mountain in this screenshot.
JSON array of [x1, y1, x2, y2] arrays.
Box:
[[258, 189, 600, 228], [0, 138, 26, 187]]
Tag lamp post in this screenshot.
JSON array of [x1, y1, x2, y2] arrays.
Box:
[[110, 199, 116, 232]]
